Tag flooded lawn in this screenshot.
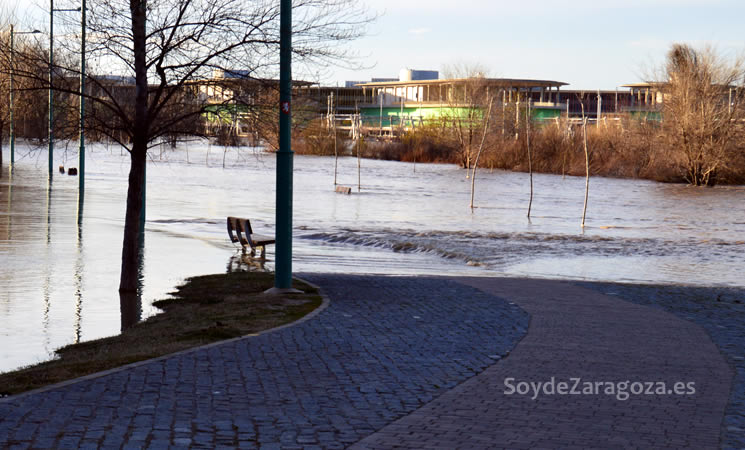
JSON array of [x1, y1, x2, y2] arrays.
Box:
[[1, 141, 744, 371]]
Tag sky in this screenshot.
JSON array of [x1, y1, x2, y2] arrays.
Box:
[[6, 0, 744, 90], [328, 0, 745, 90]]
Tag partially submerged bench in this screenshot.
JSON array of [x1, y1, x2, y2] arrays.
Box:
[[227, 217, 275, 257]]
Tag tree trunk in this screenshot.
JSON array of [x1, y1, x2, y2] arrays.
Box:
[[120, 0, 149, 292], [119, 144, 146, 292], [581, 117, 590, 228], [470, 97, 493, 209], [120, 291, 142, 331], [706, 169, 717, 187], [333, 125, 337, 185], [526, 100, 533, 219], [356, 115, 361, 192]]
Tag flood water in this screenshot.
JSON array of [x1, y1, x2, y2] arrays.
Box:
[[1, 142, 744, 372]]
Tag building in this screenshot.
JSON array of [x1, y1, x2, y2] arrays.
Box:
[[398, 68, 439, 81], [618, 83, 665, 120], [354, 75, 568, 132], [543, 89, 655, 120]]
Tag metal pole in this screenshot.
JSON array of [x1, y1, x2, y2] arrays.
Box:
[[615, 87, 618, 114], [356, 108, 360, 192], [399, 94, 403, 134], [79, 0, 86, 194], [49, 0, 54, 178], [379, 90, 382, 137], [9, 25, 15, 166], [8, 27, 41, 166], [274, 0, 294, 290]]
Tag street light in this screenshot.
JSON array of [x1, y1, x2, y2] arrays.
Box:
[[79, 0, 86, 195], [49, 2, 82, 179], [9, 25, 41, 166], [272, 0, 295, 291]]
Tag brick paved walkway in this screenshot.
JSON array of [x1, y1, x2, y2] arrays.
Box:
[[354, 277, 733, 449], [0, 276, 733, 449], [0, 275, 528, 449]]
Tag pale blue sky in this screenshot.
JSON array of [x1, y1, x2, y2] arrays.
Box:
[[330, 0, 745, 89], [7, 0, 744, 90]]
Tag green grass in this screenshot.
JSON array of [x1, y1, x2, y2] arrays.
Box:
[[0, 272, 322, 396]]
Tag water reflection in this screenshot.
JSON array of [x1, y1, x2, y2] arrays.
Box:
[[43, 181, 52, 351], [5, 169, 12, 241], [77, 190, 84, 228], [226, 251, 271, 273], [73, 200, 84, 344], [46, 182, 52, 244]]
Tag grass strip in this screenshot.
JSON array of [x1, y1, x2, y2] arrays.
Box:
[[0, 272, 322, 396]]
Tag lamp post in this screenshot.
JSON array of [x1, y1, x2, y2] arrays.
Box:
[[49, 2, 82, 179], [9, 26, 41, 166], [273, 0, 295, 291], [79, 0, 87, 194]]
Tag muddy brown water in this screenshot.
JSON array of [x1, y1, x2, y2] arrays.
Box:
[[1, 142, 743, 372]]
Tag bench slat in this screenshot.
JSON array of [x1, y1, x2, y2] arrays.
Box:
[[250, 234, 276, 246]]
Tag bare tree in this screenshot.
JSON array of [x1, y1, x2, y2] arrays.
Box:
[[469, 96, 493, 209], [3, 0, 372, 292], [659, 44, 745, 186], [0, 36, 6, 168], [0, 7, 12, 168], [579, 92, 590, 227], [0, 21, 50, 163], [441, 63, 491, 170]]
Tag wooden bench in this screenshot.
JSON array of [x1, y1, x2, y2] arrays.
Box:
[[227, 217, 275, 257]]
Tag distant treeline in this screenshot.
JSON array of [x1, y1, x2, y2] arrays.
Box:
[[293, 115, 745, 186], [295, 44, 745, 187]]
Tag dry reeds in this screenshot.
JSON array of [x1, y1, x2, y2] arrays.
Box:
[[292, 114, 745, 185]]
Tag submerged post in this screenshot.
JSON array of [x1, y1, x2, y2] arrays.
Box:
[[274, 0, 294, 290], [9, 24, 15, 166], [527, 99, 533, 219], [331, 92, 338, 185], [49, 0, 54, 178]]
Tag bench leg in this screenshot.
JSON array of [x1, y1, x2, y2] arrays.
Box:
[[260, 246, 266, 258]]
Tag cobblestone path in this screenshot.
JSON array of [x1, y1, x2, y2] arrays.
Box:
[[354, 277, 733, 449], [0, 275, 528, 449]]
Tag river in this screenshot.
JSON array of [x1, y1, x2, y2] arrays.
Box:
[[1, 141, 743, 372]]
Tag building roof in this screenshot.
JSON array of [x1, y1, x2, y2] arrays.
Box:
[[560, 89, 635, 94], [620, 82, 666, 89], [356, 77, 568, 89]]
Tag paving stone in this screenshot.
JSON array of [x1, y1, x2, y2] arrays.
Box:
[[2, 275, 734, 449], [579, 281, 745, 449], [353, 277, 734, 449]]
